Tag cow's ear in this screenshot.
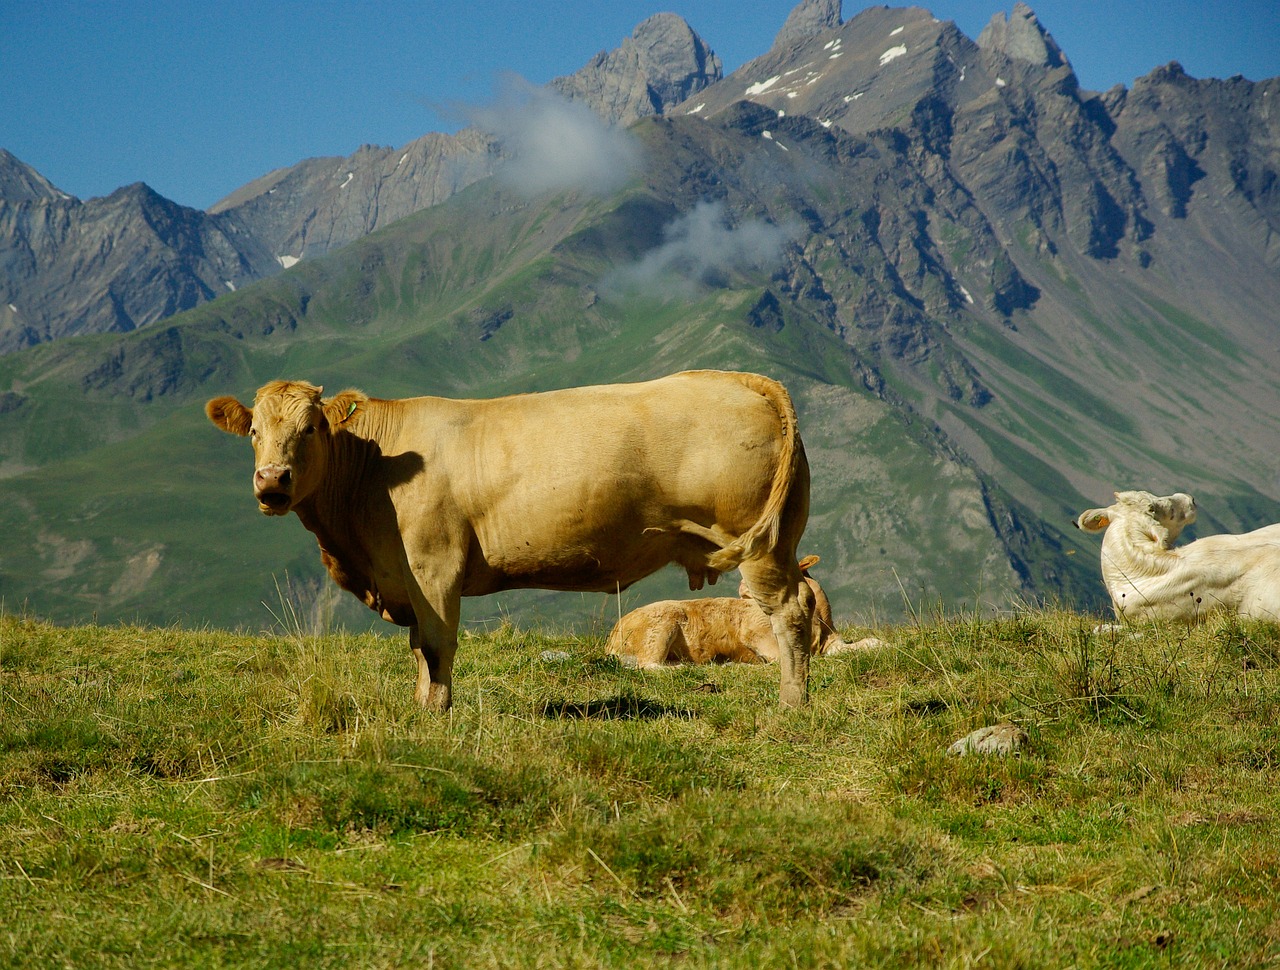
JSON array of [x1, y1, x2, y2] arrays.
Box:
[[323, 390, 366, 431], [1075, 509, 1112, 532], [797, 554, 820, 572], [206, 397, 253, 436]]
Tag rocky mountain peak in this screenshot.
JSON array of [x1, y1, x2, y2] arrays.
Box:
[[0, 149, 65, 203], [550, 13, 722, 126], [976, 2, 1067, 69], [1145, 61, 1191, 86], [631, 13, 723, 107], [773, 0, 843, 51]]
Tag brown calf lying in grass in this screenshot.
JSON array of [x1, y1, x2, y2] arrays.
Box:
[[607, 556, 877, 667]]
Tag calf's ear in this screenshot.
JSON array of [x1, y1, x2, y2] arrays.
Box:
[[1075, 508, 1112, 532], [206, 397, 253, 436]]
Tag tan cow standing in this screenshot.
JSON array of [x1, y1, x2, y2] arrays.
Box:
[[607, 555, 841, 666], [206, 370, 814, 710]]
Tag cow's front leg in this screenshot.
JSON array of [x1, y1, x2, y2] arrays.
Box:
[[402, 555, 464, 710], [409, 624, 457, 711]]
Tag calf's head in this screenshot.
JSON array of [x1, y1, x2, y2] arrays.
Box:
[[206, 380, 363, 516], [1075, 490, 1197, 547]]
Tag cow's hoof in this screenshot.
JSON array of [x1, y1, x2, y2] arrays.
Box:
[[779, 686, 808, 708], [416, 683, 452, 712]]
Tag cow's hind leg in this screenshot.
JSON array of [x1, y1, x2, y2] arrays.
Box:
[[739, 558, 814, 707]]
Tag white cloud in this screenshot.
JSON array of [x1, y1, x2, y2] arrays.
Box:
[[604, 200, 800, 298], [468, 75, 640, 197]]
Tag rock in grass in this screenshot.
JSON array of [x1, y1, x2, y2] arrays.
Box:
[[947, 722, 1028, 757], [826, 635, 889, 654], [539, 650, 573, 664]]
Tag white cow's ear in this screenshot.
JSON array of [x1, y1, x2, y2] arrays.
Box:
[[1076, 509, 1112, 532], [206, 397, 253, 436]]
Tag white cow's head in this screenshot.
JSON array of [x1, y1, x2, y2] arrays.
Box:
[[1075, 490, 1197, 547], [206, 381, 363, 516]]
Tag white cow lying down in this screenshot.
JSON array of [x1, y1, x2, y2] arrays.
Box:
[[607, 556, 883, 666], [1075, 489, 1280, 622]]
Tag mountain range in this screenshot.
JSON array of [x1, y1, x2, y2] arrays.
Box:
[[1, 0, 1278, 633], [0, 12, 720, 354]]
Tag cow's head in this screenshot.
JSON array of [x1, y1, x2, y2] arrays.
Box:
[[1075, 490, 1197, 547], [205, 380, 364, 516]]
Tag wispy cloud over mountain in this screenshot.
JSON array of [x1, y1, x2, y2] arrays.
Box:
[[469, 75, 641, 197], [604, 200, 799, 297]]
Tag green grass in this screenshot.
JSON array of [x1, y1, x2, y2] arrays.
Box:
[[4, 608, 1280, 967]]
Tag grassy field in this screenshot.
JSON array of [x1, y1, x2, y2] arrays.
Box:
[[3, 605, 1280, 968]]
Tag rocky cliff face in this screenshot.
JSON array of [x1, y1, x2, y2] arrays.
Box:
[[1110, 63, 1280, 238], [0, 149, 62, 202], [772, 0, 843, 51], [0, 176, 278, 352], [206, 129, 501, 263], [976, 1, 1066, 69], [551, 13, 723, 126], [674, 0, 1277, 336]]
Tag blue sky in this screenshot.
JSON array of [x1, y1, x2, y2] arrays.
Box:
[[4, 0, 1277, 211]]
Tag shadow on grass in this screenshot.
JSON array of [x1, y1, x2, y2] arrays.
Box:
[[904, 698, 951, 717], [541, 694, 696, 721]]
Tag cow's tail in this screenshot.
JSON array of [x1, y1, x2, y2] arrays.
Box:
[[706, 373, 804, 574]]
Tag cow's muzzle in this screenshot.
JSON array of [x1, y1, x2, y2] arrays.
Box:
[[254, 465, 293, 515]]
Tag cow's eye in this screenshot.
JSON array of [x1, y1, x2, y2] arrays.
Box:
[[304, 425, 316, 435]]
